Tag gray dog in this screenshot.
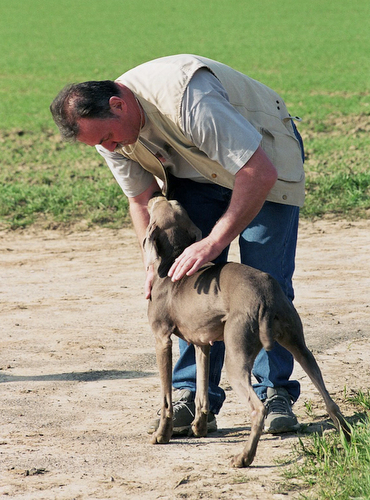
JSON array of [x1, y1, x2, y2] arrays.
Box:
[[144, 194, 350, 467]]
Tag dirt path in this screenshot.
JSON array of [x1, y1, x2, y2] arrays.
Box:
[[1, 219, 370, 499]]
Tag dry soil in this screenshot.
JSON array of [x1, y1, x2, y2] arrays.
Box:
[[1, 219, 370, 499]]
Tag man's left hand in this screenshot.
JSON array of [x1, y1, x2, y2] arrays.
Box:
[[167, 236, 221, 281]]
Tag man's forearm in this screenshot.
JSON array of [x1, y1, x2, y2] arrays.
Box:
[[207, 147, 278, 252], [128, 178, 160, 262]]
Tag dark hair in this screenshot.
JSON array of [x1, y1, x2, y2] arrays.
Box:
[[50, 80, 121, 141]]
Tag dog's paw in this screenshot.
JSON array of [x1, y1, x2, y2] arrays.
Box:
[[191, 423, 207, 438], [191, 414, 208, 438], [151, 421, 173, 444], [151, 431, 171, 445], [231, 452, 254, 468], [152, 434, 170, 444]]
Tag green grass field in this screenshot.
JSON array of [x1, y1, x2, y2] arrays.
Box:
[[0, 0, 369, 229]]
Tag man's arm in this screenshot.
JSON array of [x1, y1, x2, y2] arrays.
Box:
[[168, 146, 278, 281], [128, 178, 161, 298]]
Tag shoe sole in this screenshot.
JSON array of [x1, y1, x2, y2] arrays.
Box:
[[264, 423, 301, 434]]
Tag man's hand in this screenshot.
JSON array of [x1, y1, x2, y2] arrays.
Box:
[[167, 236, 221, 281]]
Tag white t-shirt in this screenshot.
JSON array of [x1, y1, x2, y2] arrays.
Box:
[[96, 69, 262, 198]]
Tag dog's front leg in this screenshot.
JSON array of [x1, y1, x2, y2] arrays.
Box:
[[151, 334, 173, 444], [192, 344, 210, 437]]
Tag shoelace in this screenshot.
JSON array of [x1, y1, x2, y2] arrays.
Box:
[[265, 395, 292, 415], [173, 400, 195, 417], [156, 399, 195, 417]]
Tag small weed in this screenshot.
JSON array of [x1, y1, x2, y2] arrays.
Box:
[[232, 475, 250, 484], [347, 389, 370, 411], [304, 400, 315, 418]]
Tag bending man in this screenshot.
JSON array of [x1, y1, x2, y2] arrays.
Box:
[[50, 54, 305, 435]]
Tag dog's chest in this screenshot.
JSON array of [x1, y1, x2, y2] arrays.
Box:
[[149, 270, 230, 344], [167, 298, 227, 345]]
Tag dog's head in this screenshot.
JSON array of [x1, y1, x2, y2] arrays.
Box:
[[144, 195, 202, 277]]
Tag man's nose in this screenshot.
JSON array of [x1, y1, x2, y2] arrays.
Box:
[[102, 141, 116, 152]]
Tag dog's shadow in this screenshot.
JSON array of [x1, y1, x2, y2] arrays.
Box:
[[224, 410, 367, 440], [173, 410, 366, 445], [298, 411, 367, 436]]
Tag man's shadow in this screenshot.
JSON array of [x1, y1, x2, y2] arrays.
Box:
[[0, 369, 155, 383]]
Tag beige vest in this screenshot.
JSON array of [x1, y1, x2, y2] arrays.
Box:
[[116, 55, 305, 207]]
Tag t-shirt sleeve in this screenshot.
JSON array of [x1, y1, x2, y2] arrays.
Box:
[[95, 145, 154, 198], [181, 69, 262, 175]]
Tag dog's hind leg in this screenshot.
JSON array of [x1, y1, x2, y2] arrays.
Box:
[[224, 319, 266, 467], [288, 342, 350, 439], [192, 344, 210, 437], [276, 315, 351, 440], [151, 334, 174, 444]]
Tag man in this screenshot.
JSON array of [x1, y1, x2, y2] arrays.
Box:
[[50, 54, 305, 435]]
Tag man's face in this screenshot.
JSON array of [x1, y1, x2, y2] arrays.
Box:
[[76, 93, 143, 152]]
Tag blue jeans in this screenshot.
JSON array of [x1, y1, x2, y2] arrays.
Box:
[[168, 177, 301, 413]]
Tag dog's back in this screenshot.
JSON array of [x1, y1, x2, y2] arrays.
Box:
[[149, 260, 302, 353]]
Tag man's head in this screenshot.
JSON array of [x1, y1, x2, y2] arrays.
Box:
[[50, 80, 144, 151]]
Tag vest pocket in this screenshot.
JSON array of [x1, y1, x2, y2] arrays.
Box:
[[259, 127, 304, 183]]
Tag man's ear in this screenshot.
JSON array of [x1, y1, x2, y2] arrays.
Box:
[[109, 96, 126, 115]]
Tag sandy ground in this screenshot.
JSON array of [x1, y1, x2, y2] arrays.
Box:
[[1, 219, 370, 499]]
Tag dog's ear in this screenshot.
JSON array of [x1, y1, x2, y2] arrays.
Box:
[[190, 224, 202, 243], [143, 222, 160, 268], [182, 215, 202, 244], [170, 200, 202, 243]]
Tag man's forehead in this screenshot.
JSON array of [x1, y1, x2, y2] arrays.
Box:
[[76, 118, 107, 145]]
